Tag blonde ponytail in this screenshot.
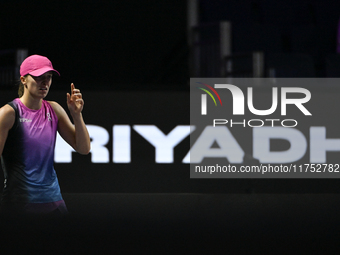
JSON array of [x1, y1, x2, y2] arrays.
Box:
[[17, 75, 28, 98], [18, 82, 24, 97]]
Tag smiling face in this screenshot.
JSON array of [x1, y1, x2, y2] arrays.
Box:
[[20, 72, 53, 99]]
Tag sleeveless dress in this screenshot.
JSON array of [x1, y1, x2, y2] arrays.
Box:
[[1, 98, 66, 214]]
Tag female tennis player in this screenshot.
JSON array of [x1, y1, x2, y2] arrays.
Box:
[[0, 54, 90, 215]]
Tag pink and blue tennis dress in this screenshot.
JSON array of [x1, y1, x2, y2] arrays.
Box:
[[1, 98, 67, 214]]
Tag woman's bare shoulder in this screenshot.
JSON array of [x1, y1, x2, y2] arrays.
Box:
[[47, 101, 67, 118], [0, 104, 15, 129], [0, 104, 15, 116]]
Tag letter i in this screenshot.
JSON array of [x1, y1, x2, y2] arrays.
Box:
[[113, 125, 131, 163]]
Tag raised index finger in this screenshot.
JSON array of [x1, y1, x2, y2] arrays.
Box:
[[71, 83, 76, 95]]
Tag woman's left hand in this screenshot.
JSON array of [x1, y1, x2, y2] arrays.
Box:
[[67, 83, 84, 116]]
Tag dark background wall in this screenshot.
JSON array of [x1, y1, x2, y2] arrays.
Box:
[[1, 0, 340, 86], [0, 0, 189, 89]]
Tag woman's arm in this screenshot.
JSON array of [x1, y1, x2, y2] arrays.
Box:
[[50, 83, 90, 155], [0, 105, 15, 157]]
